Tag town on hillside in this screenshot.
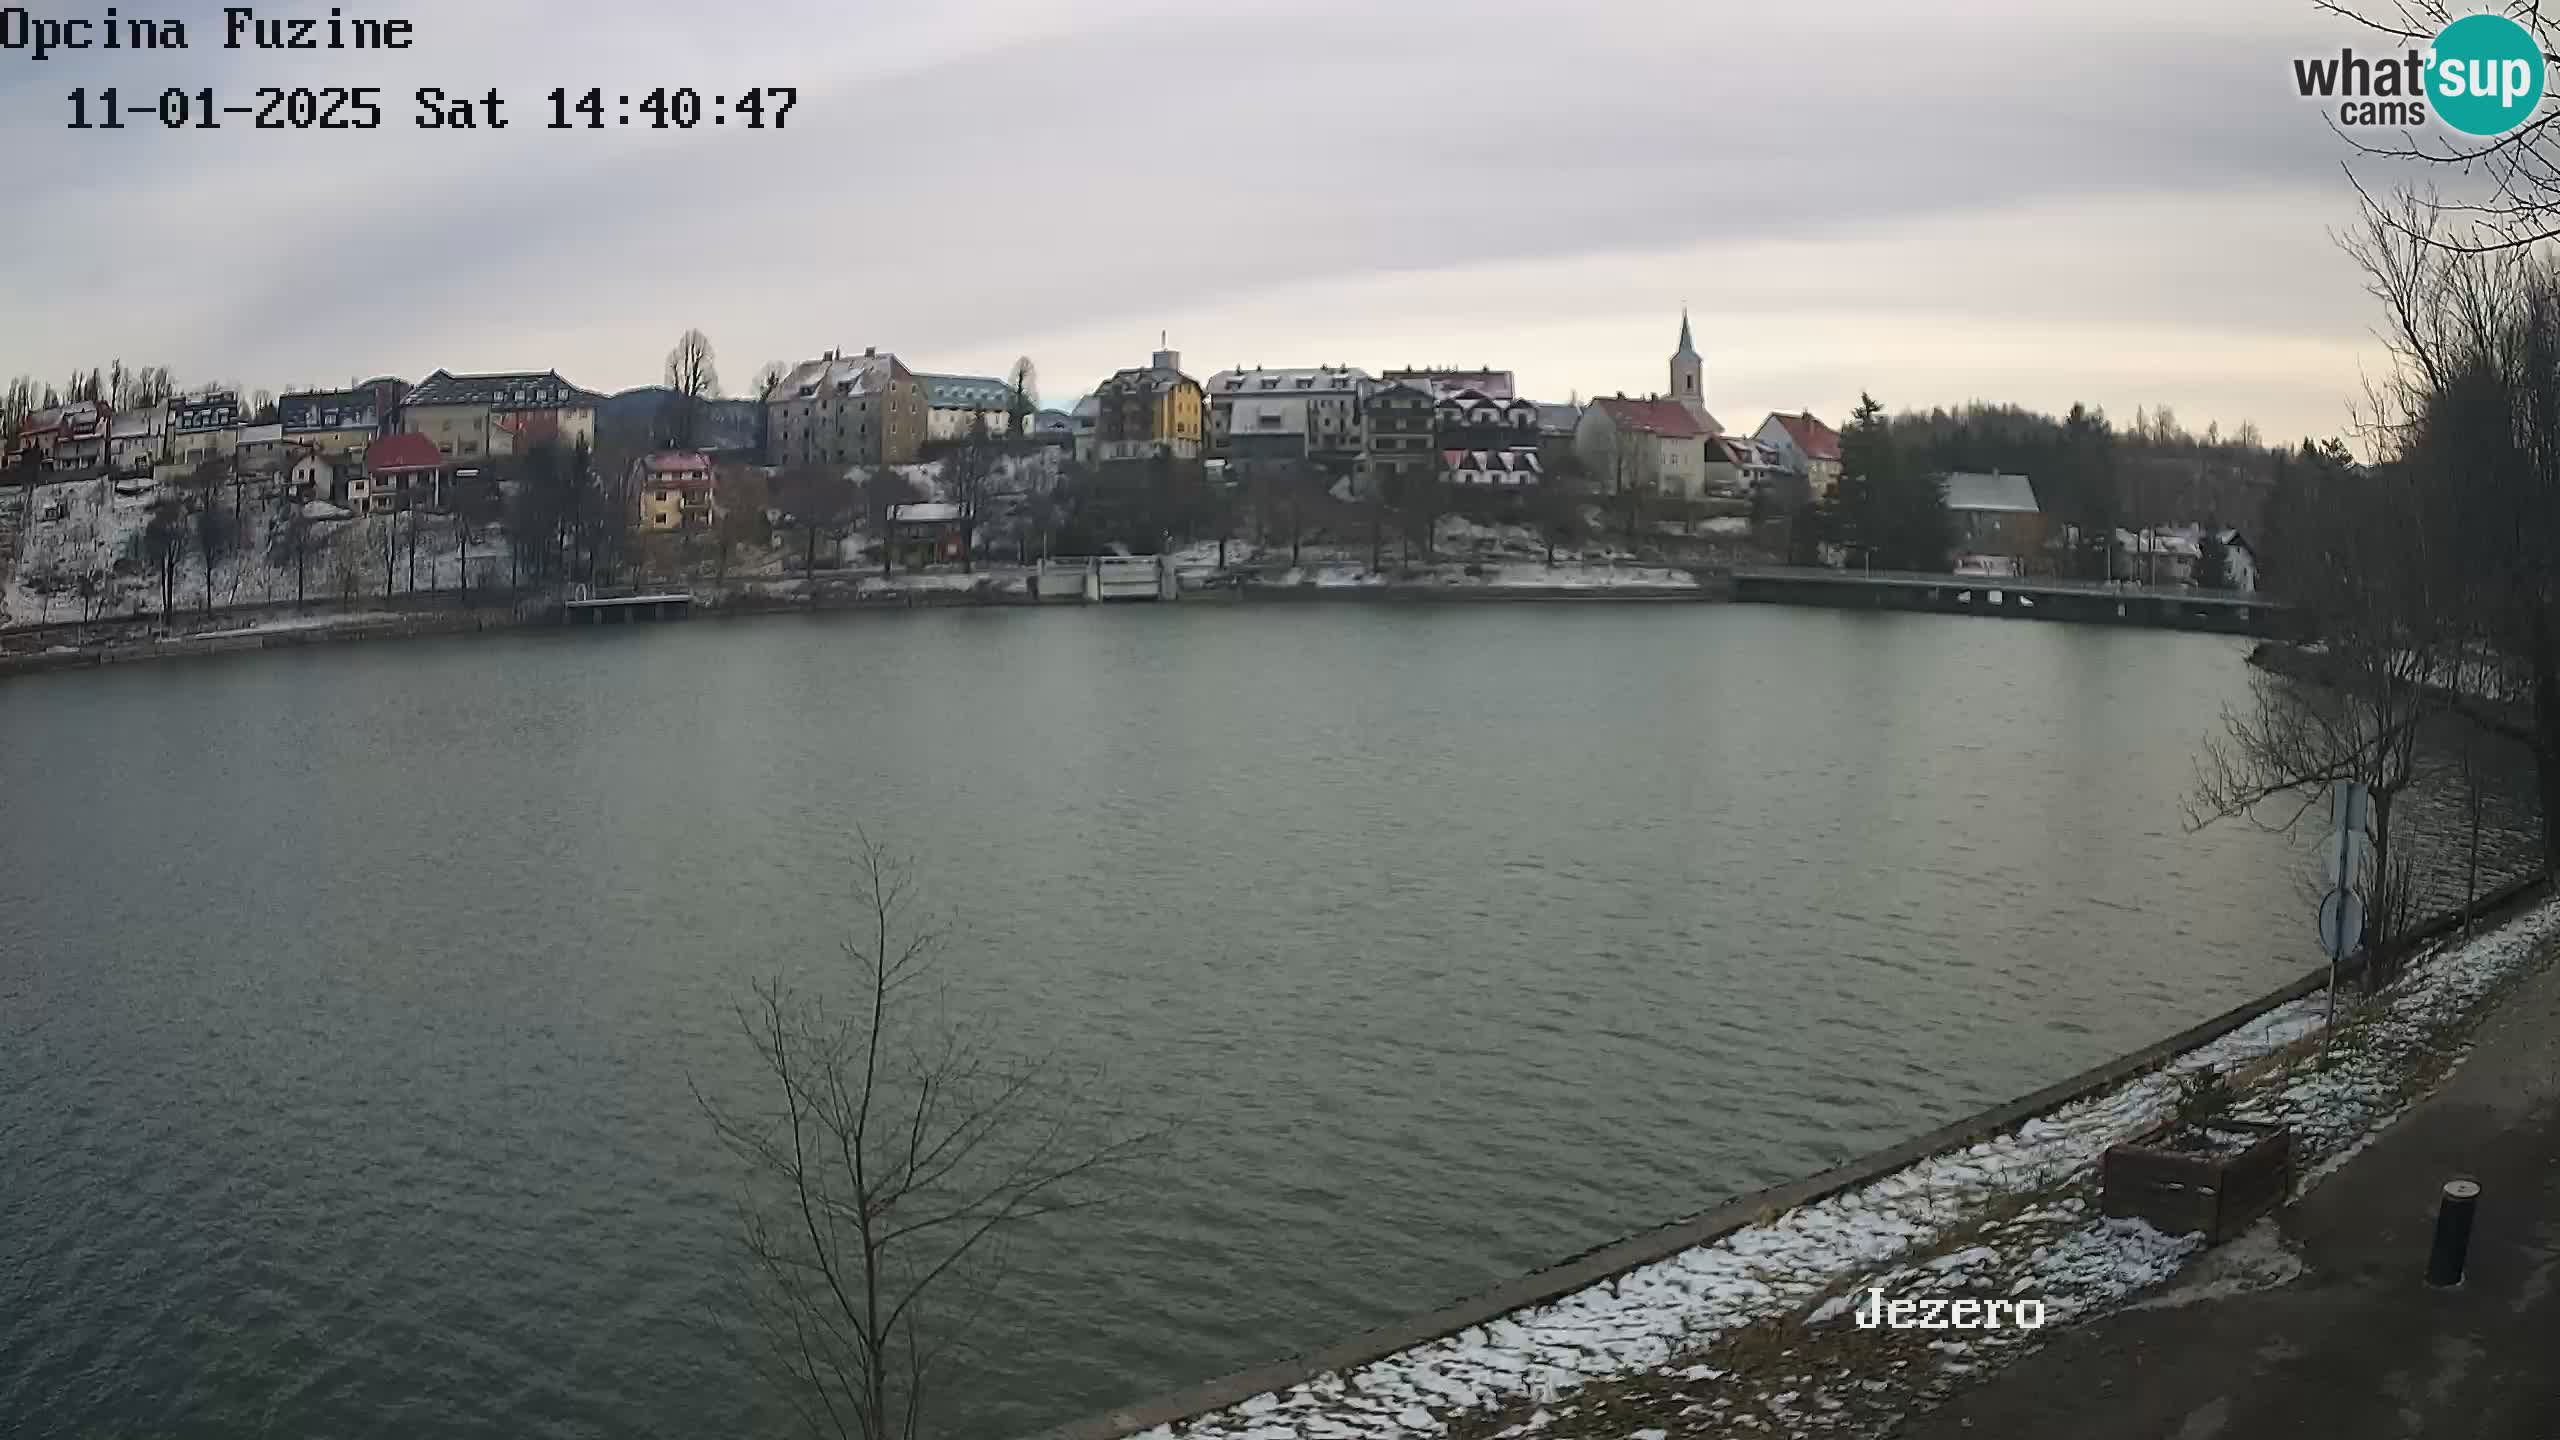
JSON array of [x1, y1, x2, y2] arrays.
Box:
[[0, 315, 2293, 631]]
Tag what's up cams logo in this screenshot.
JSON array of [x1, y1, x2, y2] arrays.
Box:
[[2295, 11, 2547, 135]]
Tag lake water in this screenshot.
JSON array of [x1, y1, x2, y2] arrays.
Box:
[[0, 604, 2535, 1438]]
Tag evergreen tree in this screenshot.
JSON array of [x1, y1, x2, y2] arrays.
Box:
[[1840, 392, 1954, 571], [2195, 527, 2231, 590], [1836, 393, 1891, 567]]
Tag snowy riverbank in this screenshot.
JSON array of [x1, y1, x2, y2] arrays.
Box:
[[1076, 890, 2560, 1440]]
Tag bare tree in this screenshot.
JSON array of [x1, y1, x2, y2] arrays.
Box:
[[142, 492, 188, 622], [182, 456, 233, 615], [2189, 454, 2449, 990], [694, 838, 1156, 1440], [267, 493, 317, 611], [665, 328, 724, 451], [777, 465, 857, 596], [944, 419, 999, 574], [716, 465, 772, 587]]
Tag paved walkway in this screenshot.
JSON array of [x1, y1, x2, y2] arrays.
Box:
[[1898, 945, 2560, 1440]]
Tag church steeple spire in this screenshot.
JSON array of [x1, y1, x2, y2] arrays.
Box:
[[1670, 307, 1705, 421]]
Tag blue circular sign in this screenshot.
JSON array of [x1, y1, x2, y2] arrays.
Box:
[[2430, 13, 2547, 136]]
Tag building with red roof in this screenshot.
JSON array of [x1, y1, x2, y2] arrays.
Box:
[[351, 433, 447, 515], [1756, 411, 1844, 499], [1575, 394, 1713, 499]]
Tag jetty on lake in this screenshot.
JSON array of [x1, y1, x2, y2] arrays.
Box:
[[1730, 566, 2286, 636]]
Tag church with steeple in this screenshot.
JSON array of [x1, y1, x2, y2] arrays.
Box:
[[1669, 309, 1722, 436]]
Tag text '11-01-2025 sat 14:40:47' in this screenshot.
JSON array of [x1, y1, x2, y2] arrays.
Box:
[[61, 84, 799, 131]]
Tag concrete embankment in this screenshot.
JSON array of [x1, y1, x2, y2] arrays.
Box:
[[1039, 869, 2551, 1440]]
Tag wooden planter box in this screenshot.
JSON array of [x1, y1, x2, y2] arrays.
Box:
[[2099, 1118, 2293, 1244]]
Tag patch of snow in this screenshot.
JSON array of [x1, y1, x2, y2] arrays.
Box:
[[1128, 895, 2560, 1440]]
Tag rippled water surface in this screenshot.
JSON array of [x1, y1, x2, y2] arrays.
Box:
[[0, 606, 2532, 1437]]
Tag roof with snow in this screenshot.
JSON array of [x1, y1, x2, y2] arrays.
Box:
[[109, 406, 163, 439], [1942, 471, 2042, 514], [1442, 449, 1544, 485], [774, 351, 915, 402], [888, 501, 962, 524], [1099, 362, 1196, 395], [1381, 368, 1515, 399], [406, 369, 603, 411], [1206, 366, 1371, 396], [639, 450, 713, 475], [918, 374, 1014, 410], [1535, 402, 1582, 435], [280, 388, 380, 432], [1590, 396, 1709, 439], [1712, 435, 1785, 467], [366, 434, 444, 473], [1764, 411, 1842, 462]]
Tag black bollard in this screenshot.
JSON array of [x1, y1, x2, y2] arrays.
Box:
[[2426, 1178, 2480, 1288]]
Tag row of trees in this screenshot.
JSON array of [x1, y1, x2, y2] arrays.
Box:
[[2192, 192, 2560, 983]]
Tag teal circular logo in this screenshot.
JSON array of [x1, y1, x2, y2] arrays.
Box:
[[2430, 13, 2546, 136]]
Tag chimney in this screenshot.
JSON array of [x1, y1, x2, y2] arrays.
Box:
[[863, 346, 877, 358], [1153, 348, 1180, 373]]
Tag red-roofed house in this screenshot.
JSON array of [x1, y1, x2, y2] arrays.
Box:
[[352, 433, 447, 515], [1575, 395, 1710, 499], [632, 451, 720, 532], [1756, 411, 1844, 500]]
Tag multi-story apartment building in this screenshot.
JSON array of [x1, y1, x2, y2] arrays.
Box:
[[1430, 383, 1543, 493], [1205, 365, 1370, 466], [633, 451, 721, 532], [110, 404, 166, 474], [1361, 378, 1437, 499], [1093, 348, 1203, 463], [764, 349, 929, 469], [280, 382, 401, 461], [401, 370, 601, 461], [917, 373, 1020, 444], [169, 389, 243, 466]]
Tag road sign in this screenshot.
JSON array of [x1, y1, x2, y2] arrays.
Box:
[[2319, 885, 2367, 961], [2321, 830, 2376, 888], [2331, 780, 2372, 837]]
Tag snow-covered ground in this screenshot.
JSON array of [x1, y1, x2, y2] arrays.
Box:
[[1261, 562, 1698, 591], [1129, 896, 2560, 1440], [2, 476, 518, 627]]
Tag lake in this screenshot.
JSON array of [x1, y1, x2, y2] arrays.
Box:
[[0, 604, 2534, 1438]]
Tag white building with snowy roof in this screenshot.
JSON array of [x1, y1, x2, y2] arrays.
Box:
[[916, 373, 1022, 443]]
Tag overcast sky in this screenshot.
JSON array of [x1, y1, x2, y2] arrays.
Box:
[[1, 0, 2429, 440]]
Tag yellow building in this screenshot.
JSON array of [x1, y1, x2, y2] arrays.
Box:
[[402, 369, 600, 461], [634, 451, 720, 532], [1094, 347, 1203, 462]]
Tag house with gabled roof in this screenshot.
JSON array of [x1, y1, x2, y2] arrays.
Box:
[[1094, 347, 1203, 463], [1757, 411, 1843, 500], [1942, 470, 2046, 573], [1575, 395, 1711, 499]]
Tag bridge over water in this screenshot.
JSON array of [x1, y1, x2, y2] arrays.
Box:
[[1729, 566, 2288, 637]]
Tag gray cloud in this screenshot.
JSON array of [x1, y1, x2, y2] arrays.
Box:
[[0, 0, 2419, 437]]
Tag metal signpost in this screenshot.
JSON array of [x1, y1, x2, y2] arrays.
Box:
[[2319, 780, 2373, 1059]]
